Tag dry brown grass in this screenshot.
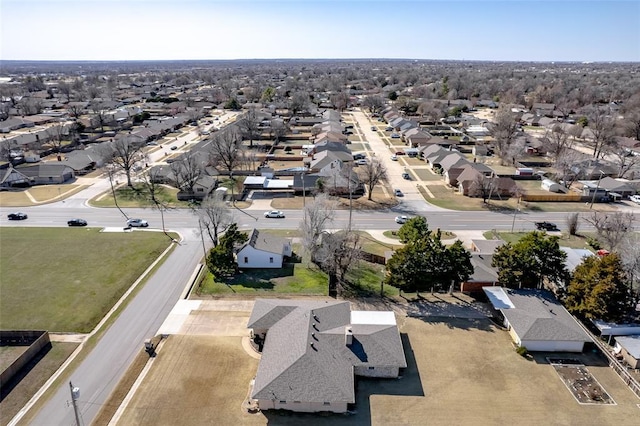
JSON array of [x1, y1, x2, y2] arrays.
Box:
[[113, 315, 640, 426], [116, 336, 263, 426]]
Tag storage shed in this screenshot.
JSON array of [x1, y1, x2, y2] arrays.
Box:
[[541, 179, 562, 193]]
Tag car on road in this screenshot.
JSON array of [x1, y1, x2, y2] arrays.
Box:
[[390, 154, 398, 161], [170, 145, 178, 151], [353, 153, 366, 160], [630, 194, 640, 204], [264, 210, 285, 218], [395, 215, 409, 224], [127, 218, 149, 228], [394, 189, 403, 197], [67, 218, 87, 227], [535, 221, 558, 231], [356, 159, 368, 165], [391, 133, 400, 138], [385, 126, 393, 131], [7, 212, 28, 220], [371, 126, 377, 131], [402, 172, 411, 180]]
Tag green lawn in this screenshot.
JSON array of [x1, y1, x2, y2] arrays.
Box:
[[483, 231, 597, 250], [90, 184, 188, 208], [0, 228, 175, 332], [197, 262, 328, 294]]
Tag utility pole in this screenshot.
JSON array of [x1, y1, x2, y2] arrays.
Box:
[[69, 381, 81, 426], [302, 169, 306, 222], [589, 170, 605, 209]]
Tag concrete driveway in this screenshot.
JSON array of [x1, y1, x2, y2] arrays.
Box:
[[158, 300, 254, 337]]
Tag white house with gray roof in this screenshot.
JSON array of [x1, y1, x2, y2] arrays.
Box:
[[248, 299, 406, 413], [484, 287, 591, 352], [236, 229, 292, 269]]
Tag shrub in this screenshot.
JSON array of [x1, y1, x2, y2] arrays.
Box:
[[586, 236, 601, 250], [516, 345, 528, 357]]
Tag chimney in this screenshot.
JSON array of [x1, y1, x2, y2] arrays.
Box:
[[345, 327, 353, 346]]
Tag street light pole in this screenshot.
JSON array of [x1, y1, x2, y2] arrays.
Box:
[[589, 170, 605, 209], [69, 381, 81, 426]]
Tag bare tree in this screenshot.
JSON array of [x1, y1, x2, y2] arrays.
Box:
[[362, 95, 385, 114], [170, 151, 203, 194], [0, 102, 10, 121], [300, 193, 337, 262], [555, 149, 585, 188], [44, 123, 69, 154], [0, 138, 17, 163], [17, 97, 42, 115], [208, 127, 244, 177], [270, 119, 289, 144], [237, 108, 261, 147], [102, 136, 145, 187], [545, 124, 574, 161], [488, 107, 519, 165], [193, 193, 232, 247], [90, 101, 110, 131], [289, 91, 310, 115], [314, 230, 361, 296], [58, 81, 72, 103], [584, 211, 635, 251], [66, 103, 84, 119], [584, 106, 616, 159], [141, 168, 174, 242], [360, 158, 388, 201], [605, 138, 640, 178], [566, 212, 580, 236]]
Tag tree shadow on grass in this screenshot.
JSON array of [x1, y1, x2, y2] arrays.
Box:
[[223, 264, 296, 290], [262, 334, 424, 426]]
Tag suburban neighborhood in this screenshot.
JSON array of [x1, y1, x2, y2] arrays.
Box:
[[1, 8, 640, 423]]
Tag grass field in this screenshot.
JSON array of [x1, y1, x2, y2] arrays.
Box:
[[90, 184, 185, 208], [0, 228, 175, 332]]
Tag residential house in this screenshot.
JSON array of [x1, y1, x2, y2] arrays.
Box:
[[17, 163, 75, 185], [439, 153, 471, 186], [460, 253, 499, 293], [484, 287, 591, 352], [0, 166, 34, 187], [248, 299, 406, 413], [597, 177, 637, 199], [176, 175, 217, 201], [236, 229, 292, 269], [403, 128, 432, 147], [0, 117, 35, 133], [614, 336, 640, 369]]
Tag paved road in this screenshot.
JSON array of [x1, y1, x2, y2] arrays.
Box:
[[28, 228, 204, 426]]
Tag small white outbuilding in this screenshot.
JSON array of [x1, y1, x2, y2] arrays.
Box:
[[541, 179, 562, 192]]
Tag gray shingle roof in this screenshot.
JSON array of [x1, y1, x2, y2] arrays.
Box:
[[486, 288, 591, 343], [249, 299, 406, 404], [242, 229, 289, 255]]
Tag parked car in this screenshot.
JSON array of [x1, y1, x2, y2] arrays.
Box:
[[371, 126, 377, 131], [390, 154, 398, 161], [170, 145, 178, 151], [402, 172, 411, 180], [535, 221, 558, 231], [127, 218, 149, 228], [353, 153, 366, 160], [67, 218, 87, 227], [7, 212, 28, 220], [394, 189, 403, 197], [385, 126, 393, 131], [395, 215, 409, 224], [629, 194, 640, 204], [391, 133, 400, 138], [264, 210, 285, 218], [356, 159, 368, 165]]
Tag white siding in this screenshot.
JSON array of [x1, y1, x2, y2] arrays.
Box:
[[237, 246, 283, 268], [257, 399, 348, 413]]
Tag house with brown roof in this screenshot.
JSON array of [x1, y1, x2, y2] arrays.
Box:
[[248, 299, 406, 413]]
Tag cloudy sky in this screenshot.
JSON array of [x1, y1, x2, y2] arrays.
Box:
[[2, 0, 638, 62]]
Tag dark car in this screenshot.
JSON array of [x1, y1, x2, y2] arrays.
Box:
[[68, 218, 88, 227], [7, 212, 28, 220], [535, 221, 558, 231]]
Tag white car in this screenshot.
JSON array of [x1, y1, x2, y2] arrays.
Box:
[[630, 195, 640, 204], [395, 215, 409, 224], [390, 154, 398, 161], [356, 159, 368, 165], [127, 218, 149, 227], [264, 210, 285, 218]]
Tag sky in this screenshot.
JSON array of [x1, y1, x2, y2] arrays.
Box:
[[1, 0, 639, 62]]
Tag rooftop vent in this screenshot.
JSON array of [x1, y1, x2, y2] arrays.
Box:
[[345, 326, 353, 346]]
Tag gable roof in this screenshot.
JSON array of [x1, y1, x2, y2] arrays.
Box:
[[249, 299, 406, 403], [484, 287, 591, 343], [242, 229, 290, 255]]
